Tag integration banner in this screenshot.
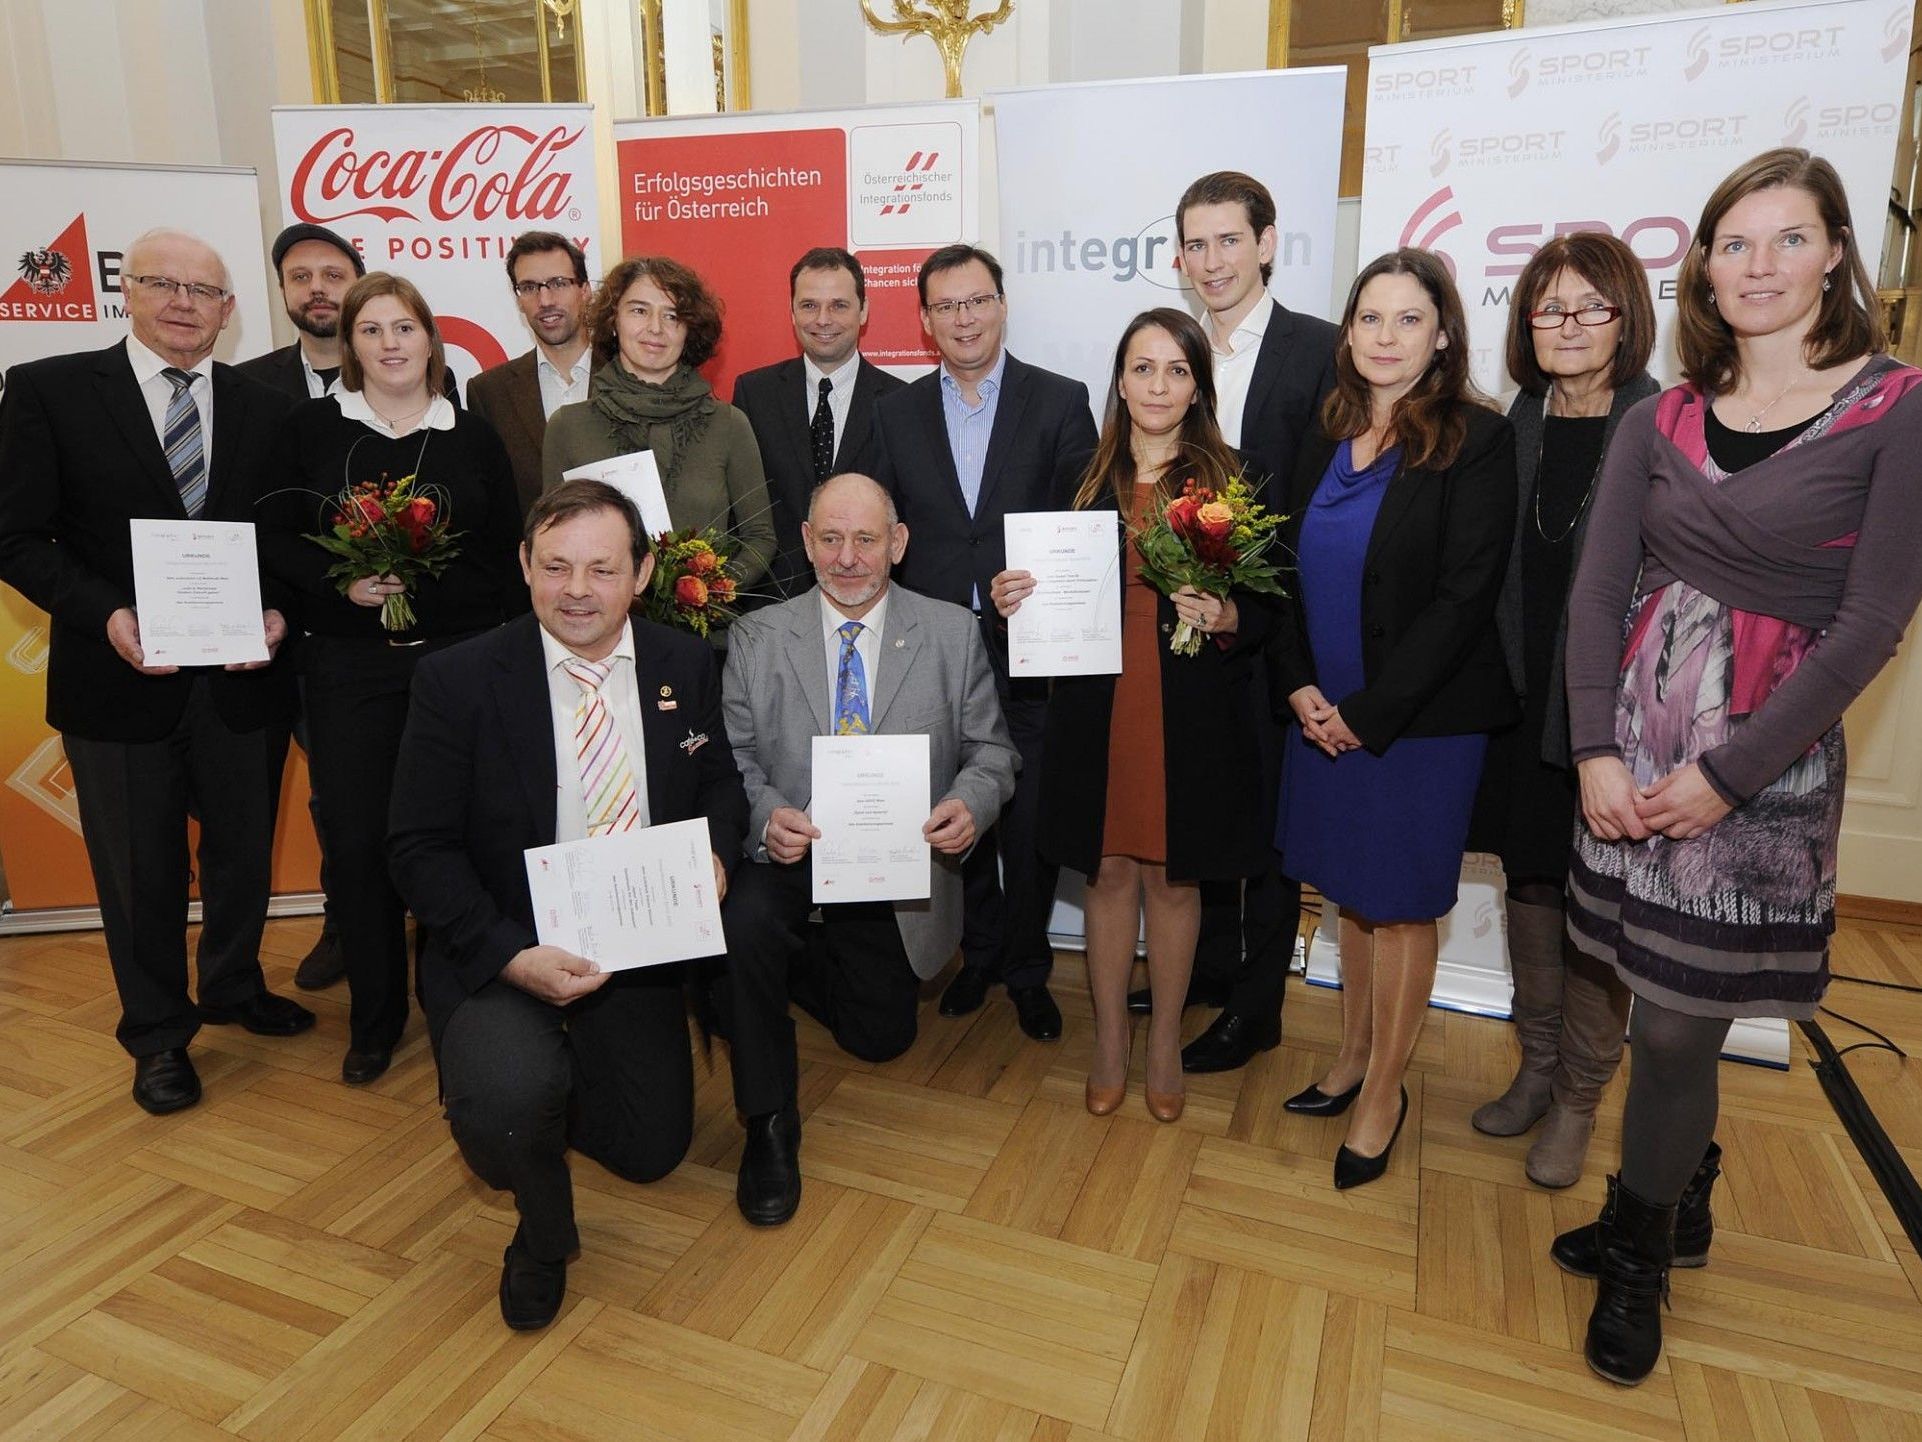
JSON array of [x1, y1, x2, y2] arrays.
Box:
[[270, 104, 600, 394], [1359, 0, 1911, 392], [611, 100, 982, 397], [0, 159, 312, 913], [993, 70, 1347, 409]]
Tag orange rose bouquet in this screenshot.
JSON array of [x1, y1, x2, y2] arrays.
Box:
[[641, 528, 741, 639], [306, 472, 462, 632], [1133, 474, 1285, 656]]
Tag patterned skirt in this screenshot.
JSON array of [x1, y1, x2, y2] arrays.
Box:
[[1566, 581, 1842, 1020]]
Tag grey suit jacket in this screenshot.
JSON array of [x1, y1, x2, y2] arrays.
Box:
[[721, 583, 1018, 977], [466, 350, 547, 518]]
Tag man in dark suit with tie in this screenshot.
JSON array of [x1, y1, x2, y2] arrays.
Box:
[[467, 231, 595, 518], [731, 248, 904, 605], [389, 480, 747, 1331], [1157, 171, 1339, 1073], [0, 228, 313, 1115], [864, 245, 1098, 1041]]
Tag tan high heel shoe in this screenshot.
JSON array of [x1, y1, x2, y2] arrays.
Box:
[[1145, 1085, 1185, 1123], [1086, 1077, 1125, 1116]]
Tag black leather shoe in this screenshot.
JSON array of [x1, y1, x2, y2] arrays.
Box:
[[131, 1048, 201, 1115], [1283, 1077, 1364, 1116], [341, 1048, 392, 1085], [737, 1103, 802, 1226], [1182, 1011, 1280, 1073], [939, 967, 991, 1017], [197, 991, 316, 1037], [1009, 984, 1062, 1041], [1127, 981, 1231, 1015], [294, 929, 346, 991], [1334, 1087, 1409, 1191], [499, 1230, 567, 1330], [1556, 1141, 1720, 1277]]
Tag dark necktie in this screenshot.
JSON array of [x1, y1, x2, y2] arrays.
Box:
[[811, 376, 835, 483], [161, 367, 207, 517]]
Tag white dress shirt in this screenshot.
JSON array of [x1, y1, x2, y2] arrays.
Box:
[[802, 351, 861, 461], [540, 619, 651, 843], [1207, 297, 1273, 449], [299, 347, 342, 399], [819, 587, 888, 723], [126, 334, 214, 459], [536, 348, 592, 419], [335, 388, 458, 438]]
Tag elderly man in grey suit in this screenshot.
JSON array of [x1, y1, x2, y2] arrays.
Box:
[[719, 471, 1017, 1226]]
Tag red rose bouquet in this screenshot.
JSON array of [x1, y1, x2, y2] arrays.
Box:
[[1133, 474, 1286, 656], [306, 472, 462, 632], [642, 528, 741, 639]]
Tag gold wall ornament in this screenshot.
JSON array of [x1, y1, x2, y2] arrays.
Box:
[[542, 0, 577, 40], [860, 0, 1015, 99], [462, 0, 507, 103]]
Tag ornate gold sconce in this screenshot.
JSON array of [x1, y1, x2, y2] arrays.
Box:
[[860, 0, 1015, 99]]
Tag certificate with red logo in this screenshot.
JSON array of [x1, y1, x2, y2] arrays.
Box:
[[1004, 511, 1123, 677]]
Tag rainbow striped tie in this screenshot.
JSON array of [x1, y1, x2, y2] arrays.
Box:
[[561, 655, 641, 835]]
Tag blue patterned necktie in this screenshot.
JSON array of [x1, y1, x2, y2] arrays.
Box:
[[160, 367, 207, 517], [834, 620, 869, 734]]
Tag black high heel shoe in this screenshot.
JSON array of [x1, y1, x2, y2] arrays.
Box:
[[1334, 1087, 1409, 1191], [1283, 1078, 1364, 1116]]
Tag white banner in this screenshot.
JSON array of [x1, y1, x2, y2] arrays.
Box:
[[0, 158, 273, 375], [992, 70, 1347, 409], [270, 104, 600, 395], [1359, 0, 1911, 392]]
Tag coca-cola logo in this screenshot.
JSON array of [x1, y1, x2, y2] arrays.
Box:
[[290, 124, 582, 226]]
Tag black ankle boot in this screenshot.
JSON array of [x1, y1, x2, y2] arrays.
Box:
[[1584, 1174, 1676, 1387], [1553, 1141, 1720, 1277]]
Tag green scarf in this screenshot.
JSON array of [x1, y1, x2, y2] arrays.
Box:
[[588, 360, 715, 486]]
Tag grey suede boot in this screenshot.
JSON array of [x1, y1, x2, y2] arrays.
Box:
[[1472, 896, 1565, 1136], [1526, 948, 1631, 1188]]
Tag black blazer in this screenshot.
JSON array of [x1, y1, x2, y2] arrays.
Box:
[[864, 352, 1098, 611], [467, 349, 571, 519], [235, 340, 461, 407], [388, 612, 749, 1049], [0, 343, 295, 742], [1271, 404, 1520, 752], [1237, 300, 1341, 487], [732, 355, 904, 604]]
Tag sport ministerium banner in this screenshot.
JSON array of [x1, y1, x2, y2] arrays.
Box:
[[1359, 0, 1911, 393]]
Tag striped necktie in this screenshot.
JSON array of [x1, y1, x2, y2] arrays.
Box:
[[160, 367, 207, 517], [834, 621, 869, 734], [561, 655, 642, 835]]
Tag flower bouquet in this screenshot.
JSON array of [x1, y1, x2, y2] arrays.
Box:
[[306, 473, 462, 633], [642, 527, 741, 639], [1133, 474, 1286, 656]]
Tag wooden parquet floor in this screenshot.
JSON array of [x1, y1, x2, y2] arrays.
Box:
[[2, 911, 1921, 1441]]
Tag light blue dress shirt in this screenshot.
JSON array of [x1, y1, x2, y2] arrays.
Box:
[[938, 350, 1006, 517]]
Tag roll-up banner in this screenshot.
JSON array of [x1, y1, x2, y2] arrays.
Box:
[[270, 104, 600, 394], [992, 69, 1347, 411], [611, 100, 981, 397], [0, 159, 316, 916], [1358, 0, 1911, 393]]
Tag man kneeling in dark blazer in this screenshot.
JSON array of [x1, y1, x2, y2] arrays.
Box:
[[390, 481, 747, 1331]]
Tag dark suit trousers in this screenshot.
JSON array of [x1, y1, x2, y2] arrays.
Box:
[[961, 616, 1057, 990], [292, 672, 337, 933], [438, 970, 693, 1262], [721, 857, 919, 1117], [64, 674, 286, 1056]]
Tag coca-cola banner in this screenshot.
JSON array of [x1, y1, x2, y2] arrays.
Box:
[[270, 104, 599, 393], [1359, 0, 1910, 392], [611, 101, 980, 398]]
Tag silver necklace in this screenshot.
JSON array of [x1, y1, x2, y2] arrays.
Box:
[[1739, 372, 1804, 433], [1532, 386, 1608, 545]]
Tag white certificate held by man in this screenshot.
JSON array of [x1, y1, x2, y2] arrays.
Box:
[[523, 817, 724, 970], [561, 451, 674, 540], [811, 734, 931, 904], [1003, 510, 1123, 677], [128, 518, 269, 667]]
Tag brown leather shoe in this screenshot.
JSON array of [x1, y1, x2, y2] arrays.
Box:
[[1145, 1086, 1185, 1123]]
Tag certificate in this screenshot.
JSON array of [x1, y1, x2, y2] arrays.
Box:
[[128, 519, 268, 667], [562, 450, 674, 539], [1003, 511, 1123, 676], [811, 734, 930, 904], [523, 817, 724, 970]]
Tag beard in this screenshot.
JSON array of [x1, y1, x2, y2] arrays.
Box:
[[290, 303, 339, 340], [817, 569, 885, 611]]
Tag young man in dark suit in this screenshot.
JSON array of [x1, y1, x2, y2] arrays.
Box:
[[0, 229, 313, 1115], [467, 231, 594, 518], [389, 481, 747, 1331], [1160, 171, 1340, 1073], [863, 245, 1098, 1042], [732, 248, 905, 605]]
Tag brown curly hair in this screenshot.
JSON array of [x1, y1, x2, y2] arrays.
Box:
[[585, 255, 724, 371]]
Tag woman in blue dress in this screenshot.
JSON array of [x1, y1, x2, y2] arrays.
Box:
[[1271, 248, 1519, 1189]]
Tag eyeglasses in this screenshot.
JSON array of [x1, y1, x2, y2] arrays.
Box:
[[128, 275, 229, 305], [1526, 304, 1622, 330], [512, 277, 584, 298], [925, 292, 1002, 320]]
